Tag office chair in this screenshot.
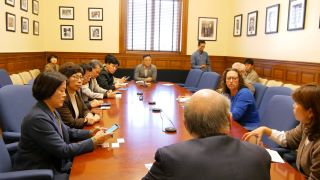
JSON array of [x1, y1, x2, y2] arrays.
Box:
[[0, 85, 36, 143], [253, 83, 268, 109], [186, 71, 221, 92], [0, 137, 53, 180], [0, 69, 13, 88], [177, 69, 203, 87]]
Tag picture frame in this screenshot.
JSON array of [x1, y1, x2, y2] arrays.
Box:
[[265, 4, 280, 34], [5, 0, 15, 7], [32, 0, 39, 15], [198, 17, 218, 41], [233, 14, 242, 37], [88, 8, 103, 21], [247, 11, 258, 36], [61, 25, 74, 40], [59, 6, 74, 20], [33, 21, 39, 35], [21, 17, 29, 34], [20, 0, 28, 12], [287, 0, 306, 31], [6, 12, 16, 32], [89, 25, 102, 40]]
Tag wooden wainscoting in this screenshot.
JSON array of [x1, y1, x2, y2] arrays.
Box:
[[225, 57, 320, 85], [1, 52, 319, 85], [0, 52, 46, 74]]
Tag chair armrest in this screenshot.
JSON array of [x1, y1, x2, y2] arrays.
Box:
[[2, 132, 21, 143], [5, 142, 19, 155], [0, 169, 53, 180]]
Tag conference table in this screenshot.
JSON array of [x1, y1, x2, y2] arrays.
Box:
[[70, 81, 305, 180]]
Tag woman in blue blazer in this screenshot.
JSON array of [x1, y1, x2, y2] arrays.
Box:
[[13, 71, 112, 179]]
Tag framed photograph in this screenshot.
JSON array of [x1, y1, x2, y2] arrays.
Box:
[[5, 0, 15, 7], [32, 0, 39, 15], [247, 11, 258, 36], [21, 17, 29, 33], [20, 0, 28, 11], [89, 26, 102, 40], [59, 6, 74, 20], [6, 12, 16, 32], [233, 14, 242, 37], [287, 0, 306, 31], [88, 8, 103, 21], [61, 25, 74, 40], [33, 21, 39, 35], [198, 17, 218, 41], [265, 4, 280, 34]]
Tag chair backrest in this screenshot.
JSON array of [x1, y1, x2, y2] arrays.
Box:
[[266, 80, 284, 87], [0, 85, 36, 132], [258, 77, 268, 85], [19, 71, 33, 85], [10, 74, 24, 85], [258, 86, 292, 117], [29, 69, 41, 78], [253, 83, 268, 109], [0, 138, 12, 172], [0, 69, 13, 88], [261, 95, 299, 148], [283, 83, 300, 91], [196, 71, 221, 90], [184, 69, 203, 87]]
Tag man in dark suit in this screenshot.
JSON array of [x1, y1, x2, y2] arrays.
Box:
[[143, 89, 271, 180]]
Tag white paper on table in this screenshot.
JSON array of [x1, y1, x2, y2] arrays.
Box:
[[144, 163, 153, 170], [101, 142, 109, 148], [162, 83, 174, 86], [117, 138, 125, 143], [177, 97, 191, 103], [116, 94, 122, 98], [111, 143, 120, 148], [100, 106, 111, 110], [266, 149, 285, 163]]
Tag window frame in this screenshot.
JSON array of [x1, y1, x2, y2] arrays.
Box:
[[119, 0, 188, 55]]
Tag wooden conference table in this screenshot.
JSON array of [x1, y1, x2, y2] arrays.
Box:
[[70, 81, 305, 180]]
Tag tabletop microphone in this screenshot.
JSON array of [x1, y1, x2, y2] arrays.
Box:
[[160, 111, 177, 133]]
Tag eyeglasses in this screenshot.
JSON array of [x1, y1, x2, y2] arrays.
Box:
[[71, 75, 83, 80], [226, 76, 239, 81]]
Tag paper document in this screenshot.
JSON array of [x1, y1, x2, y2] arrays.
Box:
[[266, 149, 285, 163], [111, 143, 120, 148], [162, 83, 174, 86], [100, 106, 111, 110], [176, 96, 191, 103], [116, 94, 122, 98], [145, 163, 153, 170], [117, 138, 125, 143]]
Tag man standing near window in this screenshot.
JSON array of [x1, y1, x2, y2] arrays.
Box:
[[191, 40, 211, 72]]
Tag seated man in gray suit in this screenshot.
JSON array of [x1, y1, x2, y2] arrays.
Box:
[[134, 54, 157, 82], [143, 89, 271, 180]]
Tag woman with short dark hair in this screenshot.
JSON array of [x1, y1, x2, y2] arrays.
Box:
[[13, 71, 112, 179], [243, 84, 320, 179], [221, 68, 260, 130], [57, 62, 100, 128], [44, 55, 59, 72]]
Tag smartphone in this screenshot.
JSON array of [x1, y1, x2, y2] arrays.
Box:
[[125, 76, 130, 80], [101, 102, 111, 107], [104, 124, 120, 134]]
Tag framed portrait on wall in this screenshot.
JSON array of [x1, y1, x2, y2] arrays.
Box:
[[33, 21, 39, 35], [247, 11, 258, 36], [61, 25, 74, 40], [32, 0, 39, 15], [88, 8, 103, 21], [20, 0, 28, 11], [6, 12, 16, 32], [198, 17, 218, 41], [89, 26, 102, 40], [265, 4, 280, 34], [233, 14, 242, 37], [59, 6, 74, 20], [287, 0, 306, 31], [21, 17, 29, 33], [5, 0, 15, 7]]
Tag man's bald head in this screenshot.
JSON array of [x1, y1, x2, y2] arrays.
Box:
[[184, 89, 231, 138]]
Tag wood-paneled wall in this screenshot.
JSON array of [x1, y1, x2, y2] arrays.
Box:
[[0, 52, 46, 74], [1, 52, 319, 85]]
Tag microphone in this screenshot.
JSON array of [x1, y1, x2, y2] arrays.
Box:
[[159, 110, 177, 133]]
